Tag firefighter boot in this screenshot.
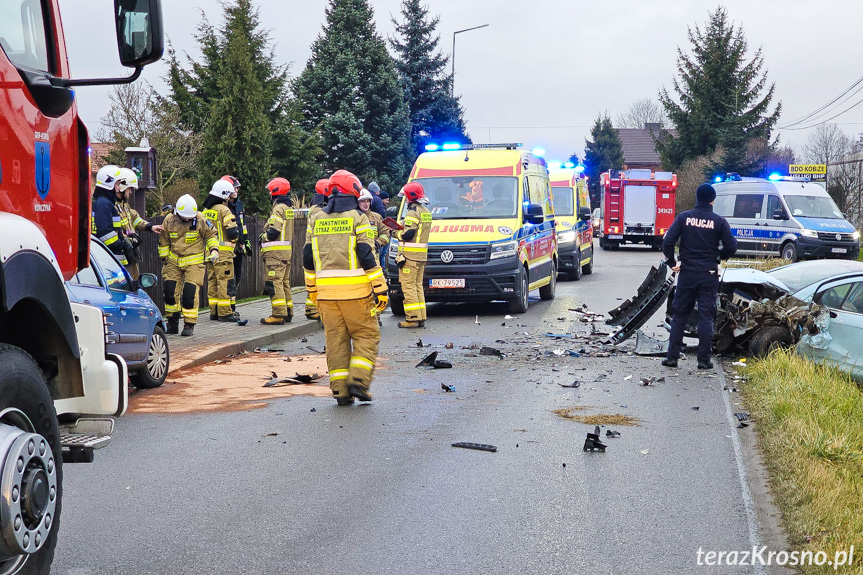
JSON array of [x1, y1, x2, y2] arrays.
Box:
[[261, 315, 286, 325], [218, 312, 241, 323], [347, 380, 373, 402], [334, 393, 354, 406], [210, 312, 219, 321], [398, 320, 422, 329], [166, 314, 180, 335], [181, 323, 195, 337]]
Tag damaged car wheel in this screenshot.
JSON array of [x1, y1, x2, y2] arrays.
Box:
[[748, 326, 792, 357]]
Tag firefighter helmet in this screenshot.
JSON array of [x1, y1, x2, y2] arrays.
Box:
[[359, 189, 373, 202], [175, 194, 198, 219], [328, 170, 362, 197], [315, 178, 330, 197], [402, 182, 426, 203], [118, 168, 139, 191], [209, 179, 234, 200], [95, 165, 123, 190], [220, 175, 241, 189], [267, 177, 291, 197]]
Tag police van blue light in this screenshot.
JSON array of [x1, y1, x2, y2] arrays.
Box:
[[712, 177, 860, 261]]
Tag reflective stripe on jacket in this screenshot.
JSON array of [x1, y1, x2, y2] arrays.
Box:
[[306, 209, 380, 300], [262, 202, 294, 261], [159, 212, 218, 268], [202, 203, 238, 256], [398, 204, 432, 262]]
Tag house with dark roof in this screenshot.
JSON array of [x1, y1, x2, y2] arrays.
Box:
[[616, 123, 675, 172]]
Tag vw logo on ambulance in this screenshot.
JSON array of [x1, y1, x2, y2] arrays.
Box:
[[440, 250, 454, 263]]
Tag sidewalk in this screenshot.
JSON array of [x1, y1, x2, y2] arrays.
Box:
[[167, 289, 321, 374]]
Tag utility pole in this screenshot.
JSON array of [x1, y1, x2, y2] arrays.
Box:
[[452, 24, 489, 96]]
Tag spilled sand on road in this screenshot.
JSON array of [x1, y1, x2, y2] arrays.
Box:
[[130, 353, 332, 414], [553, 406, 642, 427]]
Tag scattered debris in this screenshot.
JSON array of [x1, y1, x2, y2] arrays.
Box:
[[640, 449, 650, 455], [441, 383, 456, 392], [263, 371, 321, 388], [264, 432, 279, 437], [583, 427, 607, 452], [452, 442, 497, 453], [544, 333, 575, 339], [553, 407, 641, 426], [301, 337, 308, 343], [445, 342, 454, 349], [416, 351, 438, 367], [310, 408, 316, 412], [640, 376, 655, 386], [306, 346, 325, 354], [480, 346, 502, 357], [691, 406, 700, 411], [504, 315, 514, 320], [734, 413, 750, 422], [557, 381, 581, 389], [416, 339, 424, 347], [605, 430, 621, 438], [624, 375, 633, 381], [237, 319, 249, 326], [634, 330, 670, 356], [724, 385, 739, 392], [475, 315, 481, 325]]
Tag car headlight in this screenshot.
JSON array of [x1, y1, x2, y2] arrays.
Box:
[[853, 231, 860, 241], [801, 229, 818, 238], [557, 231, 577, 244], [490, 240, 517, 260]]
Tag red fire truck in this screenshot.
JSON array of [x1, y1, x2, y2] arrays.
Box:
[[0, 1, 163, 572], [598, 169, 677, 251]]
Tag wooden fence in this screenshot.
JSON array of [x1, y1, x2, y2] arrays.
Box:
[[137, 213, 309, 312]]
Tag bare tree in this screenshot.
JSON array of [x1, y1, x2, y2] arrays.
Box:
[[616, 99, 667, 129], [802, 124, 862, 217]]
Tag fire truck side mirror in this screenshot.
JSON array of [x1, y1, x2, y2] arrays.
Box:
[[115, 0, 165, 68]]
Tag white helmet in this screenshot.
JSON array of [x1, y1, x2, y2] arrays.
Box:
[[175, 194, 198, 219], [118, 168, 139, 192], [359, 189, 374, 202], [209, 179, 234, 200], [95, 165, 123, 190]]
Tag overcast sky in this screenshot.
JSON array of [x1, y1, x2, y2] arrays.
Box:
[[59, 0, 863, 166]]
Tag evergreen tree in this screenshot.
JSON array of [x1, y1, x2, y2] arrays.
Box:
[[567, 152, 581, 167], [583, 114, 624, 203], [296, 0, 411, 191], [390, 0, 469, 155], [657, 7, 781, 173], [199, 20, 272, 214]]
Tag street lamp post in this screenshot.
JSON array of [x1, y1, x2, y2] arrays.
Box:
[[452, 24, 489, 96]]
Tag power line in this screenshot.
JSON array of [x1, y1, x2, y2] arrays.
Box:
[[778, 73, 863, 129], [782, 97, 863, 131]]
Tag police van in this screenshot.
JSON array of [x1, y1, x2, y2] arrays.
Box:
[[385, 143, 558, 314], [548, 166, 593, 279], [712, 175, 860, 261]]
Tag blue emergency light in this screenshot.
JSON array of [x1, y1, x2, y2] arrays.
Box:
[[574, 165, 585, 173], [547, 161, 562, 170], [424, 143, 440, 152], [563, 161, 575, 169], [442, 142, 461, 150], [768, 173, 782, 181], [532, 147, 546, 157]]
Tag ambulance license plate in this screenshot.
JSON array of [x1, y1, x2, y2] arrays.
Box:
[[607, 234, 623, 240], [430, 278, 465, 288], [832, 248, 848, 254]]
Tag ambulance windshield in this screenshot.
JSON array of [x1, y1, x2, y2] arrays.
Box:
[[406, 177, 518, 220], [551, 187, 574, 216]]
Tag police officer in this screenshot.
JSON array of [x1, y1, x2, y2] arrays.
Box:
[[303, 170, 388, 405], [261, 178, 295, 325], [92, 165, 134, 267], [367, 181, 387, 218], [358, 189, 390, 264], [304, 178, 330, 320], [223, 175, 252, 313], [203, 179, 242, 322], [662, 183, 737, 369], [396, 182, 432, 329], [159, 194, 220, 336], [116, 167, 163, 280]]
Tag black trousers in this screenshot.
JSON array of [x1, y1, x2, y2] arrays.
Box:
[[667, 270, 719, 363]]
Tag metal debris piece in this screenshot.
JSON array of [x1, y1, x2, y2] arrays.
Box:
[[624, 375, 633, 381], [544, 333, 575, 339], [306, 346, 325, 354], [607, 262, 674, 344], [263, 371, 321, 387], [480, 346, 502, 356], [433, 360, 452, 369], [558, 381, 581, 388], [724, 385, 739, 392], [441, 383, 456, 392], [605, 430, 621, 438], [291, 373, 321, 384], [734, 413, 750, 422], [655, 376, 665, 383], [301, 337, 308, 343], [583, 428, 607, 452], [634, 330, 670, 356], [691, 406, 700, 411], [452, 442, 497, 452], [640, 376, 655, 386], [416, 339, 424, 347], [445, 342, 454, 349], [475, 315, 481, 325], [416, 351, 438, 367]]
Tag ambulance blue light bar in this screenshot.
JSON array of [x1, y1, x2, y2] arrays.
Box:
[[574, 165, 585, 173], [564, 161, 575, 169], [547, 161, 562, 170], [442, 142, 462, 150], [425, 143, 440, 151], [423, 143, 523, 152], [532, 147, 546, 157]]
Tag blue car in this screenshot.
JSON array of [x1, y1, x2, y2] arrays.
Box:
[[66, 238, 169, 389]]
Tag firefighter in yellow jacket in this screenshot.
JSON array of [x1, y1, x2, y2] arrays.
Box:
[[396, 182, 432, 328], [303, 170, 388, 405], [203, 179, 242, 322], [261, 177, 295, 325], [304, 178, 330, 321], [159, 194, 220, 337], [116, 167, 163, 280], [358, 188, 391, 264]]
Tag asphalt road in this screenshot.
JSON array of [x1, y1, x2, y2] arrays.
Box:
[[53, 244, 764, 575]]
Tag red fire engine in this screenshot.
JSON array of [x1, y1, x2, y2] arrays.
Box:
[[0, 1, 163, 572], [598, 169, 677, 251]]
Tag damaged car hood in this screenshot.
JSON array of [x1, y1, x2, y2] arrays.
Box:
[[720, 268, 791, 294]]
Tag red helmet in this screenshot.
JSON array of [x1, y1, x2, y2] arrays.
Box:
[[315, 178, 330, 197], [220, 175, 240, 189], [267, 177, 291, 196], [328, 170, 363, 197], [403, 182, 426, 203]]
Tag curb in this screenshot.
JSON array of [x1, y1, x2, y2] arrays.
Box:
[[169, 319, 322, 374]]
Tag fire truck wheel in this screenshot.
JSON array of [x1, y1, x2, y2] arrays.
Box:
[[0, 344, 62, 575], [508, 266, 529, 314], [389, 298, 406, 317], [599, 238, 609, 251]]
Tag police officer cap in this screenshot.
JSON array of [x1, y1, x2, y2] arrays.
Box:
[[696, 183, 717, 203]]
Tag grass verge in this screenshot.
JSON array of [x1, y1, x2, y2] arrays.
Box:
[[741, 348, 863, 573]]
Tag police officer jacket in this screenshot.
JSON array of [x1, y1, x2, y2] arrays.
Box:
[[202, 201, 239, 258], [92, 188, 130, 264], [663, 201, 738, 273], [398, 203, 432, 262], [262, 199, 294, 262], [303, 208, 386, 301], [158, 212, 219, 268], [227, 197, 248, 252]]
